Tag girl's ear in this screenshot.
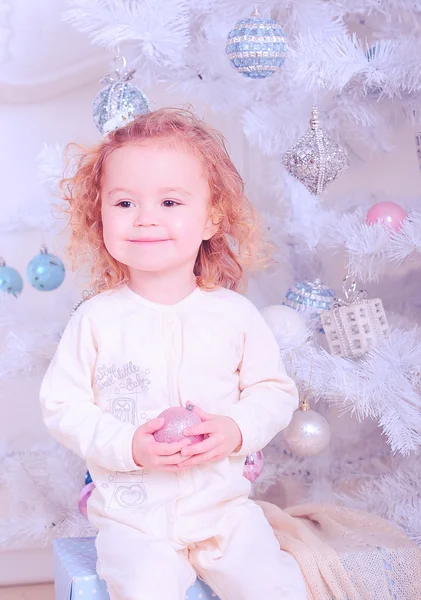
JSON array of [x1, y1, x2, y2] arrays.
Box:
[[202, 206, 224, 240], [203, 207, 222, 241]]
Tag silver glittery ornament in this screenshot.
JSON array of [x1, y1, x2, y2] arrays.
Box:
[[70, 273, 107, 316], [93, 55, 150, 134], [71, 289, 95, 316], [416, 131, 421, 171], [282, 107, 350, 195], [283, 398, 330, 457], [225, 8, 288, 79]]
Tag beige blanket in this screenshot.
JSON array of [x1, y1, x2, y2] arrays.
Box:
[[257, 501, 421, 600]]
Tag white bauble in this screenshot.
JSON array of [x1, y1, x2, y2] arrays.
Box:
[[261, 305, 309, 348], [283, 405, 331, 457]]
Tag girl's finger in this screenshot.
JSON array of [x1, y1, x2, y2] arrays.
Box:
[[184, 421, 215, 437], [153, 438, 192, 456], [187, 405, 213, 421], [177, 449, 221, 469], [157, 451, 190, 466], [160, 464, 183, 473], [180, 436, 218, 457], [141, 418, 165, 434]]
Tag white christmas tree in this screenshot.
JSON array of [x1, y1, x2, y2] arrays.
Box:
[[2, 0, 421, 549]]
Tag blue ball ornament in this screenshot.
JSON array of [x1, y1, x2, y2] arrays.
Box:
[[27, 246, 65, 291], [0, 259, 23, 296], [226, 9, 288, 79]]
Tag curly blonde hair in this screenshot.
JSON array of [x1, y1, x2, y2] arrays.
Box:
[[61, 107, 270, 295]]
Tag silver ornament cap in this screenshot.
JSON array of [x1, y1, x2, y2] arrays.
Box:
[[282, 107, 349, 196], [283, 398, 330, 457]]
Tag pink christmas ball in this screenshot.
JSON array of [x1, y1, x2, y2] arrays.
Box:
[[78, 482, 95, 519], [153, 406, 204, 444], [243, 451, 265, 483], [366, 201, 406, 233]]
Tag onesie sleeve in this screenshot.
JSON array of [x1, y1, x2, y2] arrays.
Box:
[[225, 302, 299, 456], [39, 308, 141, 472]]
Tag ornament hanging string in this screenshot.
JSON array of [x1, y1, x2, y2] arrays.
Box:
[[288, 348, 316, 411], [114, 54, 127, 75], [283, 349, 331, 456]]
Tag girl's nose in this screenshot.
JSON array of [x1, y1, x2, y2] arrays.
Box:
[[133, 205, 158, 227]]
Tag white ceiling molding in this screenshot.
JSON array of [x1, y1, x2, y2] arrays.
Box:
[[0, 53, 109, 103], [0, 1, 13, 65], [0, 0, 111, 102]]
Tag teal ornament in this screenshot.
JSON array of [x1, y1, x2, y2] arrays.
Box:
[[93, 55, 150, 134], [283, 278, 335, 333], [366, 45, 379, 61], [0, 258, 23, 296], [226, 8, 288, 79], [27, 246, 65, 291], [365, 45, 384, 97], [366, 47, 375, 61]]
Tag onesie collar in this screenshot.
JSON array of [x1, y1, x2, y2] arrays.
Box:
[[120, 284, 202, 312]]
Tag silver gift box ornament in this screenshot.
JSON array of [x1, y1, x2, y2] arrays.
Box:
[[320, 276, 390, 358]]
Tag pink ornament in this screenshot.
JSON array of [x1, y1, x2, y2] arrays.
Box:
[[243, 451, 265, 483], [78, 482, 95, 519], [366, 201, 406, 233], [153, 406, 204, 444]]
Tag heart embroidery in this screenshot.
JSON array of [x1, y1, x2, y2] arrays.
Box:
[[114, 484, 147, 507]]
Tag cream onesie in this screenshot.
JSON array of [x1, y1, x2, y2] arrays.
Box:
[[40, 284, 307, 600]]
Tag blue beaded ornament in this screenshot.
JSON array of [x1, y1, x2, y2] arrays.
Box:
[[226, 8, 288, 79], [93, 55, 150, 134], [85, 471, 93, 485], [27, 246, 65, 291], [283, 279, 336, 333], [0, 258, 23, 296]]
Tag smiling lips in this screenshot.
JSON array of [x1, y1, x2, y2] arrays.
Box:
[[128, 238, 170, 243]]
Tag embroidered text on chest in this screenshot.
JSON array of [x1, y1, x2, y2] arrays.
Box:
[[95, 361, 150, 393]]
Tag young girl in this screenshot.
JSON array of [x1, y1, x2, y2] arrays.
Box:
[[40, 108, 307, 600]]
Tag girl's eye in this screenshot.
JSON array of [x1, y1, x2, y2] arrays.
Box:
[[162, 199, 181, 207], [116, 200, 134, 208]]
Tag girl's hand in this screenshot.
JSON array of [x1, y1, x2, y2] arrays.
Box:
[[178, 405, 242, 468], [132, 418, 192, 472]]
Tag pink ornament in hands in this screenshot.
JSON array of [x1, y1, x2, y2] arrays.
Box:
[[153, 405, 204, 444], [243, 451, 265, 483], [366, 201, 406, 233], [78, 482, 95, 519]]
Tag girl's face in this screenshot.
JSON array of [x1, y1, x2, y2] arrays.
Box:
[[101, 140, 217, 278]]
